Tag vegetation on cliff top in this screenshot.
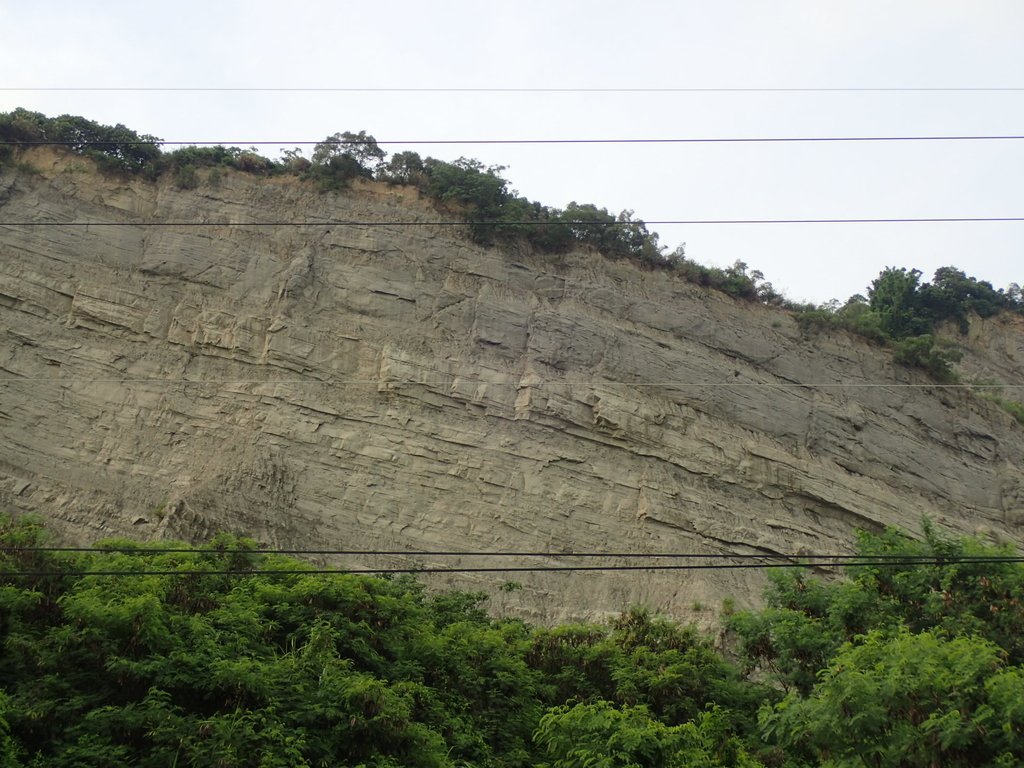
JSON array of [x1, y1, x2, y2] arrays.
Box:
[[794, 265, 1024, 382], [2, 108, 1022, 387], [1, 514, 1023, 766]]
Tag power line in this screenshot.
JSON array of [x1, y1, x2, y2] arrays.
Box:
[[3, 545, 1005, 559], [7, 134, 1024, 147], [0, 378, 1020, 389], [3, 218, 1023, 227], [4, 87, 1024, 93], [1, 556, 1022, 578]]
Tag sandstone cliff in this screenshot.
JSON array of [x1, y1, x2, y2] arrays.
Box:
[[1, 150, 1022, 622]]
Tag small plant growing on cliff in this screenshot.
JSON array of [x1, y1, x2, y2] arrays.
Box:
[[976, 383, 1024, 426], [172, 163, 198, 190], [892, 334, 961, 381], [279, 147, 310, 173], [232, 149, 274, 174], [999, 398, 1024, 424]]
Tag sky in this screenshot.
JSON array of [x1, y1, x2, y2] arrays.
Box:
[[1, 0, 1021, 304]]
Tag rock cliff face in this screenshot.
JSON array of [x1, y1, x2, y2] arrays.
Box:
[[2, 150, 1023, 622]]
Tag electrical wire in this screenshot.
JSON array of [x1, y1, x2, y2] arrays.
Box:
[[6, 134, 1024, 146], [3, 218, 1023, 227], [1, 556, 1022, 578], [2, 548, 1021, 574], [5, 546, 1021, 578], [1, 545, 997, 558], [4, 87, 1024, 93], [0, 378, 1019, 389]]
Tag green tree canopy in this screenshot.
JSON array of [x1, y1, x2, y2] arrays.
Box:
[[761, 630, 1024, 767], [311, 130, 386, 169]]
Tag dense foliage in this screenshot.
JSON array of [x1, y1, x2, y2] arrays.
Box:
[[0, 109, 162, 174], [795, 266, 1023, 381], [0, 516, 766, 767], [1, 515, 1023, 766], [727, 523, 1024, 766]]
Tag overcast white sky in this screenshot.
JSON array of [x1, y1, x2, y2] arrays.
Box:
[[2, 0, 1021, 304]]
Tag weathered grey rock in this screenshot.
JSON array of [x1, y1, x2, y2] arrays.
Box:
[[1, 150, 1023, 624]]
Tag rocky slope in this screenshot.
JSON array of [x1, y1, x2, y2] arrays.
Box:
[[1, 150, 1023, 622]]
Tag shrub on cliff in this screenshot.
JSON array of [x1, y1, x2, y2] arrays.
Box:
[[307, 131, 384, 190], [379, 150, 428, 186], [892, 333, 962, 381], [795, 265, 1022, 380]]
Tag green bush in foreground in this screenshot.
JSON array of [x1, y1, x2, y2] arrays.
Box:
[[761, 630, 1024, 767], [1, 514, 1023, 767], [0, 516, 764, 767]]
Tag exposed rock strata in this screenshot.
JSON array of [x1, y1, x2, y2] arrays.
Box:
[[1, 151, 1022, 622]]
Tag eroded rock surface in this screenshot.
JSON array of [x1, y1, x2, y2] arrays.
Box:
[[2, 152, 1023, 622]]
